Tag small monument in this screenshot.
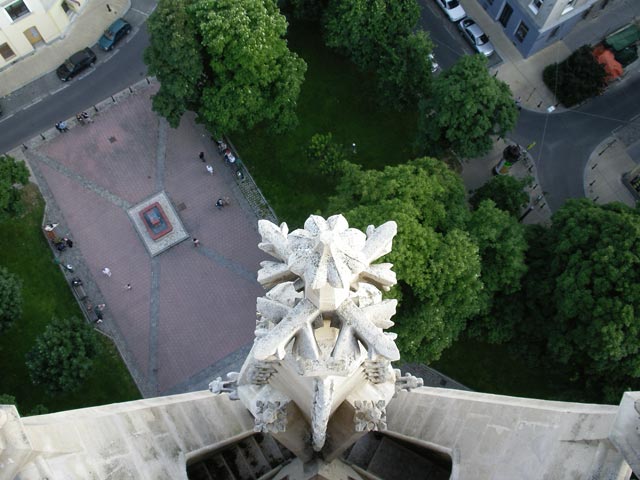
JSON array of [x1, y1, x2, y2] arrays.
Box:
[[210, 214, 422, 458]]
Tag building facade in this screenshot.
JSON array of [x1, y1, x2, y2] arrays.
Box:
[[0, 0, 85, 69], [477, 0, 601, 57]]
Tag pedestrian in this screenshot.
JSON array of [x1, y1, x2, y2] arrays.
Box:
[[193, 238, 200, 247], [102, 267, 112, 277], [206, 164, 214, 175], [64, 237, 73, 248], [215, 198, 224, 210], [55, 121, 69, 132], [199, 152, 205, 162], [44, 222, 59, 231], [515, 96, 522, 111], [125, 283, 132, 291]]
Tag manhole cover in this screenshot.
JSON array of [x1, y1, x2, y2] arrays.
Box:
[[109, 136, 117, 143], [177, 202, 187, 211]]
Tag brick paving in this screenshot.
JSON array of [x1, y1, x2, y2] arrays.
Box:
[[22, 84, 267, 397]]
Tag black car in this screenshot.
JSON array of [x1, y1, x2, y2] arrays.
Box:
[[56, 47, 96, 81]]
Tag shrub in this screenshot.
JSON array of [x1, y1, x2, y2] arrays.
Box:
[[0, 266, 22, 333], [26, 316, 99, 394], [543, 45, 606, 107]]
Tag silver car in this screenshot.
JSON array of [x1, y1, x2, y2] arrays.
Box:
[[434, 0, 466, 22], [457, 18, 495, 57]]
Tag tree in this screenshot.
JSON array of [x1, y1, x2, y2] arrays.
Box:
[[307, 133, 348, 176], [194, 0, 307, 134], [323, 0, 433, 108], [375, 31, 435, 108], [0, 393, 16, 405], [465, 200, 528, 342], [144, 0, 204, 128], [0, 155, 30, 220], [26, 317, 99, 394], [522, 200, 640, 401], [329, 158, 483, 362], [145, 0, 307, 134], [323, 0, 419, 70], [543, 45, 607, 108], [417, 55, 518, 158], [470, 175, 530, 217], [0, 266, 22, 333], [280, 0, 327, 20]]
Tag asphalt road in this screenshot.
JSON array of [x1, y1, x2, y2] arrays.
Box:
[[0, 26, 150, 154], [513, 74, 640, 211]]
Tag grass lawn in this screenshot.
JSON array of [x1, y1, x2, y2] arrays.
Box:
[[232, 21, 419, 226], [431, 339, 578, 401], [0, 184, 140, 415]]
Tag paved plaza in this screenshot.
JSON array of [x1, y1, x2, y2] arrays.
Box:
[[20, 84, 267, 397]]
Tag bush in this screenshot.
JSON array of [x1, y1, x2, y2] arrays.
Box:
[[470, 175, 531, 217], [543, 45, 606, 107], [0, 155, 30, 220], [307, 133, 349, 176], [26, 317, 99, 394], [0, 266, 22, 333]]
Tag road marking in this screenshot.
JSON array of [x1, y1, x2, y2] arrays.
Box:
[[130, 7, 149, 16], [0, 112, 15, 124], [21, 94, 47, 110]]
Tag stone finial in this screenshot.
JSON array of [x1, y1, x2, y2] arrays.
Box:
[[209, 372, 239, 400], [229, 214, 403, 453]]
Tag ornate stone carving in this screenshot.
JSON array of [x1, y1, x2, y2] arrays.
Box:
[[225, 214, 407, 453], [354, 400, 387, 432], [394, 369, 425, 393], [209, 372, 239, 400], [254, 400, 288, 433]]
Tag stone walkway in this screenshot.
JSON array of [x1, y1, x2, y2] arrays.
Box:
[[16, 82, 268, 397]]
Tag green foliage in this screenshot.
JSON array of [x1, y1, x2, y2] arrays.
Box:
[[375, 31, 434, 108], [0, 393, 16, 405], [26, 317, 100, 394], [543, 45, 606, 107], [0, 155, 30, 220], [417, 55, 518, 158], [323, 0, 432, 108], [194, 0, 307, 134], [280, 0, 327, 20], [522, 200, 640, 401], [145, 0, 307, 134], [324, 0, 419, 70], [307, 133, 348, 176], [470, 175, 530, 217], [0, 266, 22, 333], [466, 200, 528, 341], [144, 0, 204, 128], [329, 158, 483, 362]]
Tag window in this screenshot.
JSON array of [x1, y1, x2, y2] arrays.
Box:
[[499, 3, 513, 27], [0, 42, 15, 60], [529, 0, 543, 14], [5, 0, 30, 21], [515, 22, 529, 42]]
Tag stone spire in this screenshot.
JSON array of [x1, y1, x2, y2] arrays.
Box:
[[212, 214, 419, 456]]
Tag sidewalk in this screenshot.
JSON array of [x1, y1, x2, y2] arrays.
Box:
[[461, 137, 552, 225], [460, 0, 640, 113]]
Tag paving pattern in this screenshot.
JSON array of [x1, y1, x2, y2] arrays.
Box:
[[23, 85, 268, 396]]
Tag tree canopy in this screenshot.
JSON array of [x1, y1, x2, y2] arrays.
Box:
[[0, 266, 22, 334], [323, 0, 433, 108], [0, 155, 30, 220], [26, 317, 99, 394], [329, 158, 483, 362], [543, 45, 607, 107], [521, 200, 640, 400], [470, 175, 530, 217], [417, 55, 518, 158], [145, 0, 307, 133]]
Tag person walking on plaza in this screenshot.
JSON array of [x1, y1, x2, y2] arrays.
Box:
[[193, 238, 200, 247], [55, 121, 69, 132], [102, 267, 112, 277], [206, 164, 214, 175], [199, 152, 205, 162], [125, 283, 132, 291], [215, 198, 225, 210]]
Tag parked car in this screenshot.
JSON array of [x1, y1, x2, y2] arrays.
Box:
[[457, 18, 495, 57], [56, 47, 96, 81], [428, 53, 440, 73], [98, 18, 132, 51], [434, 0, 466, 22]]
